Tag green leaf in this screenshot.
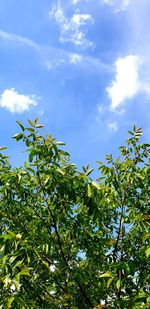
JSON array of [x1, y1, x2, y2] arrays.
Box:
[[86, 168, 94, 176], [26, 167, 35, 174], [16, 120, 25, 131], [107, 277, 114, 288], [91, 181, 100, 189], [87, 183, 92, 197], [28, 119, 35, 127], [35, 118, 39, 124], [29, 149, 36, 162], [0, 245, 5, 253], [145, 247, 150, 257], [116, 279, 121, 289], [147, 296, 150, 303], [16, 267, 31, 279], [135, 292, 147, 300], [56, 141, 66, 145], [99, 272, 112, 278], [133, 125, 136, 132], [57, 168, 65, 175], [0, 146, 7, 151], [42, 260, 50, 269], [143, 233, 150, 241], [128, 130, 134, 135], [7, 296, 15, 308], [96, 160, 103, 165], [124, 263, 130, 275], [12, 133, 24, 141], [9, 255, 18, 264], [4, 230, 16, 240], [35, 124, 44, 128], [26, 127, 35, 132], [12, 279, 20, 291], [44, 176, 50, 186]]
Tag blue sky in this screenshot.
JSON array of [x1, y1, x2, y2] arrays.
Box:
[[0, 0, 150, 170]]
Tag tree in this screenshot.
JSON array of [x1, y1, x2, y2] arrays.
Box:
[[0, 120, 149, 308]]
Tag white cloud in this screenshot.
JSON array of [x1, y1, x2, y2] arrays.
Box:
[[0, 29, 108, 73], [0, 88, 38, 113], [72, 0, 79, 5], [101, 0, 130, 12], [49, 5, 94, 48], [97, 104, 105, 113], [106, 120, 118, 132], [0, 30, 38, 49], [72, 0, 90, 4], [69, 53, 82, 64], [106, 55, 142, 109]]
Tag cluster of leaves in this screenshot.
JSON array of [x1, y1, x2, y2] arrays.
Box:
[[0, 120, 150, 308]]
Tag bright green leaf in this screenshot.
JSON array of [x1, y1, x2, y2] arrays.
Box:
[[86, 168, 94, 176], [16, 120, 25, 131], [99, 272, 112, 278], [0, 146, 7, 151], [116, 279, 121, 289], [145, 247, 150, 257], [35, 124, 44, 128], [107, 277, 114, 288]]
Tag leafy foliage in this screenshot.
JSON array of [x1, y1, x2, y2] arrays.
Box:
[[0, 120, 150, 308]]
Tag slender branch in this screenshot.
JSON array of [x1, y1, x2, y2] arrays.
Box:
[[113, 203, 124, 263]]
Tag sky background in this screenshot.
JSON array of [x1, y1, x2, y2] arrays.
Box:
[[0, 0, 150, 171]]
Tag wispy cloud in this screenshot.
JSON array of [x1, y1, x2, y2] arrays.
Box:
[[0, 29, 108, 72], [101, 0, 130, 12], [106, 120, 118, 132], [0, 88, 38, 113], [49, 4, 94, 48], [106, 55, 150, 109], [72, 0, 130, 12], [72, 0, 79, 4], [69, 53, 82, 64], [0, 30, 38, 49]]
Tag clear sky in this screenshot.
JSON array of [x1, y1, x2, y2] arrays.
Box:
[[0, 0, 150, 170]]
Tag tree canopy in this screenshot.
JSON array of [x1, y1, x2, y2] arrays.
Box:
[[0, 119, 150, 308]]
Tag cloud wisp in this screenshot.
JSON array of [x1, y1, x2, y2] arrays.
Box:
[[101, 0, 131, 12], [49, 4, 94, 48], [106, 120, 118, 132], [0, 28, 108, 72], [0, 30, 38, 50], [0, 88, 38, 113], [106, 54, 150, 110]]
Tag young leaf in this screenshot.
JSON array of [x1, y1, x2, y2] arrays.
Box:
[[16, 120, 25, 131], [107, 277, 114, 288], [0, 146, 7, 151], [99, 272, 112, 278], [12, 133, 24, 141], [6, 296, 15, 308], [26, 128, 35, 132], [35, 124, 44, 128], [29, 150, 36, 162], [56, 141, 66, 145], [116, 279, 121, 289], [35, 118, 39, 124], [145, 247, 150, 257], [87, 183, 93, 197], [28, 119, 35, 127], [86, 168, 94, 176]]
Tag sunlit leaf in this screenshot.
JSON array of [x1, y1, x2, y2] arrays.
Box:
[[16, 120, 25, 131]]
